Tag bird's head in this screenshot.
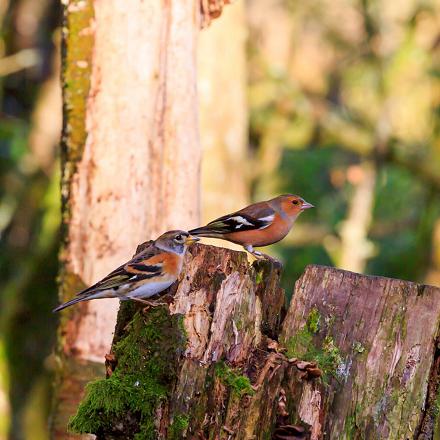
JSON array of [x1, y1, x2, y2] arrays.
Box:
[[155, 230, 200, 254], [275, 194, 314, 217]]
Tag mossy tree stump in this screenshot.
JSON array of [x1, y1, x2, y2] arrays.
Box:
[[69, 245, 440, 439]]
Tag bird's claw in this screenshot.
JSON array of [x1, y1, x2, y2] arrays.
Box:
[[131, 298, 169, 308], [253, 251, 283, 268]]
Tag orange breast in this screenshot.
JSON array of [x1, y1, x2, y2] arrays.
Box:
[[160, 252, 183, 280], [126, 252, 183, 282]]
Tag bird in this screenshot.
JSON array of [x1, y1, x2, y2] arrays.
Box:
[[189, 194, 313, 261], [53, 230, 199, 312]]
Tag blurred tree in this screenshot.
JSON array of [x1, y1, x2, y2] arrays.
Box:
[[0, 0, 60, 438], [199, 0, 249, 223], [427, 219, 440, 286], [248, 0, 440, 286]]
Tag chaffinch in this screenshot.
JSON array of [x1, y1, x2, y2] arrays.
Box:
[[53, 230, 199, 312], [189, 194, 313, 260]]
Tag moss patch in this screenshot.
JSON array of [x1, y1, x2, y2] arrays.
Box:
[[255, 270, 264, 285], [286, 309, 342, 380], [168, 414, 189, 440], [353, 341, 366, 354], [69, 307, 186, 438], [215, 361, 254, 397], [307, 308, 320, 333]]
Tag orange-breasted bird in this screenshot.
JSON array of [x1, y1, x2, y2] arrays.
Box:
[[189, 194, 313, 261], [53, 230, 199, 312]]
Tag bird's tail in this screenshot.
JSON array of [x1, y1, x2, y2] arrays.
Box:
[[53, 291, 102, 312], [188, 226, 224, 238]]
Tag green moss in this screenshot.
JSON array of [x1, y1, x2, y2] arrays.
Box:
[[255, 270, 264, 285], [429, 378, 440, 440], [215, 361, 254, 397], [318, 337, 343, 377], [263, 429, 272, 440], [62, 0, 94, 165], [168, 414, 189, 440], [68, 375, 152, 434], [325, 314, 336, 329], [344, 414, 356, 439], [435, 391, 440, 440], [286, 309, 342, 380], [353, 341, 365, 354], [307, 308, 320, 333], [286, 309, 321, 360], [434, 388, 440, 417], [60, 0, 94, 251], [57, 271, 86, 319], [235, 318, 244, 331], [69, 307, 185, 437], [286, 328, 314, 359], [211, 272, 226, 292], [177, 315, 188, 343]]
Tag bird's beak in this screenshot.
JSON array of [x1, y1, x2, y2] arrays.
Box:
[[185, 235, 200, 245], [301, 201, 314, 210]]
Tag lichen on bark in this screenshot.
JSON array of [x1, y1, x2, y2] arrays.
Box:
[[60, 0, 94, 230]]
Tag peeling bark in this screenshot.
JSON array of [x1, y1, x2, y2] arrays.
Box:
[[69, 249, 440, 439], [200, 0, 232, 28]]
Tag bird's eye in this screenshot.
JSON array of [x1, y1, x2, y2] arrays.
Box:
[[175, 234, 183, 242], [292, 200, 300, 205]]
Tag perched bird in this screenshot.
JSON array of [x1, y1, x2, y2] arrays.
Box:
[[53, 230, 199, 312], [189, 194, 313, 260]]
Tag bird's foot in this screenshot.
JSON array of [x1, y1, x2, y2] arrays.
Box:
[[252, 251, 283, 269], [244, 245, 283, 268], [130, 297, 169, 308]]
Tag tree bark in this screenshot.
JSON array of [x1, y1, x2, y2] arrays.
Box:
[[53, 0, 204, 437], [280, 265, 440, 440], [68, 245, 440, 439]]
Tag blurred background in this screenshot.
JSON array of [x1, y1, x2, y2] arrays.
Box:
[[0, 0, 439, 438]]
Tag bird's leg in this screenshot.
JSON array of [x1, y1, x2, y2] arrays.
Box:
[[130, 297, 168, 307], [244, 245, 283, 268]]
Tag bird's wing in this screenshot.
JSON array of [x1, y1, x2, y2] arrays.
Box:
[[203, 202, 276, 233], [77, 244, 164, 296]]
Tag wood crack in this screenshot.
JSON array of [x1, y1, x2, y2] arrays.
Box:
[[415, 336, 440, 440]]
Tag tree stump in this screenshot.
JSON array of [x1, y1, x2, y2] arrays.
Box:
[[68, 245, 440, 440]]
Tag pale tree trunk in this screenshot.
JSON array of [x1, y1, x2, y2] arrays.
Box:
[[198, 0, 249, 224], [68, 246, 440, 439], [52, 0, 206, 437], [337, 161, 376, 273], [426, 218, 440, 287]]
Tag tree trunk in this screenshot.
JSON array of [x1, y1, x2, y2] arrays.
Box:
[[68, 245, 440, 439], [337, 161, 376, 273], [68, 243, 285, 438], [53, 0, 205, 437], [280, 265, 440, 440]]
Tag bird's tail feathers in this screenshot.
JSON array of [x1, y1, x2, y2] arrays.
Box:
[[53, 291, 108, 312], [188, 226, 224, 238]]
